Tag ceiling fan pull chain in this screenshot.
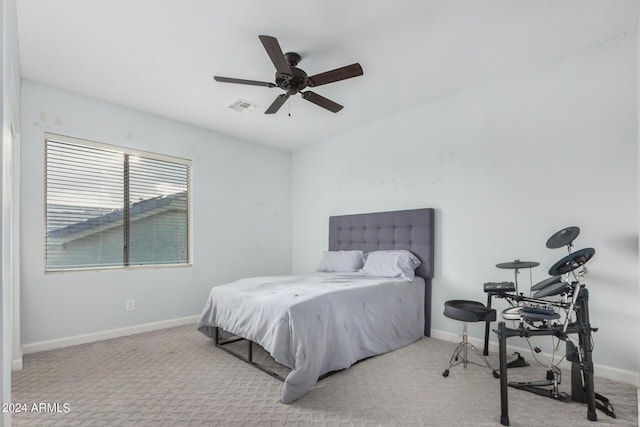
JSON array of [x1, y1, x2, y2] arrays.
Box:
[[288, 96, 291, 117]]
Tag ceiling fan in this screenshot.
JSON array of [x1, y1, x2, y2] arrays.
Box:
[[214, 35, 363, 114]]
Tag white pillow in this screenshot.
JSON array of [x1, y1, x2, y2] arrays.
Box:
[[316, 250, 366, 272], [361, 250, 421, 280]]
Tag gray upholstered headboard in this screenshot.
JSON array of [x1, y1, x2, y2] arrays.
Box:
[[328, 208, 435, 336]]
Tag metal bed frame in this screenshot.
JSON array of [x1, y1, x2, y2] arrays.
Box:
[[214, 327, 286, 381], [214, 327, 354, 382]]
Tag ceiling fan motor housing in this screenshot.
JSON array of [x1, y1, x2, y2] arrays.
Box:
[[276, 53, 308, 94]]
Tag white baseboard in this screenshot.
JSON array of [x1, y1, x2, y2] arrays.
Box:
[[22, 315, 200, 355], [12, 358, 22, 371], [431, 328, 639, 386]]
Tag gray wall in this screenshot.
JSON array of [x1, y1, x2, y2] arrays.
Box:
[[292, 33, 638, 381], [20, 80, 292, 345]]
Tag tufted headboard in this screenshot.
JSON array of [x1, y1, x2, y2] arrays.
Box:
[[328, 208, 435, 336]]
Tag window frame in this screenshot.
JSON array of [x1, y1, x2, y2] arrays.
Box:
[[44, 132, 193, 273]]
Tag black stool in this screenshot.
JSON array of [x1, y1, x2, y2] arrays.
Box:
[[442, 299, 499, 378]]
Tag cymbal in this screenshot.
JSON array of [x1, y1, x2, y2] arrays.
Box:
[[546, 226, 580, 249], [530, 275, 561, 291], [533, 281, 569, 298], [496, 260, 540, 269], [548, 247, 595, 276]]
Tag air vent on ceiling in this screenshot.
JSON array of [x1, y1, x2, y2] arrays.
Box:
[[227, 98, 257, 113]]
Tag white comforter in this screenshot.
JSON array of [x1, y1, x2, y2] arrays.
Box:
[[197, 272, 425, 403]]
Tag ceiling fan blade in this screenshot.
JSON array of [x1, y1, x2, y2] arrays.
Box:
[[307, 63, 363, 87], [214, 76, 276, 88], [301, 91, 343, 113], [258, 35, 292, 77], [265, 93, 290, 114]]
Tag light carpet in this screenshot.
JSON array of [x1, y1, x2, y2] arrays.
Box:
[[11, 324, 638, 426]]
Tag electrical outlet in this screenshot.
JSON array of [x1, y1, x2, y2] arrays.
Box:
[[126, 299, 135, 311]]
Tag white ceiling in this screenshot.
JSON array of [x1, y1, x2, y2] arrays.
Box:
[[16, 1, 638, 151]]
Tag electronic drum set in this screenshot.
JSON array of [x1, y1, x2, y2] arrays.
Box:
[[495, 226, 595, 329], [489, 226, 615, 425]]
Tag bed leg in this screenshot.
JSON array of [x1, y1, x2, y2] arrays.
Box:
[[214, 327, 219, 345], [248, 340, 253, 362]]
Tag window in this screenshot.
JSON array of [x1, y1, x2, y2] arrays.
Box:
[[45, 133, 191, 272]]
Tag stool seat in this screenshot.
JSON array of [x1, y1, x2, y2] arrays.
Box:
[[444, 299, 496, 322]]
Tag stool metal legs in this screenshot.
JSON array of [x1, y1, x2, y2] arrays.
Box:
[[443, 322, 500, 378]]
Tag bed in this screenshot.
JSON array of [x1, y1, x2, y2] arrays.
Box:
[[197, 208, 435, 403]]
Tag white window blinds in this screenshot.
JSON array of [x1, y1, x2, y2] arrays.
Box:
[[45, 134, 191, 272]]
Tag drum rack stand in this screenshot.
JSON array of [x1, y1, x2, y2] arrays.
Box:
[[495, 286, 616, 426]]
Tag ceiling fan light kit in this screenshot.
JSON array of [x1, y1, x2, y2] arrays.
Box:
[[214, 35, 363, 114]]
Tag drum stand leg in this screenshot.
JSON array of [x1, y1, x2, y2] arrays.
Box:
[[568, 339, 615, 418], [570, 288, 615, 420], [498, 322, 510, 426]]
